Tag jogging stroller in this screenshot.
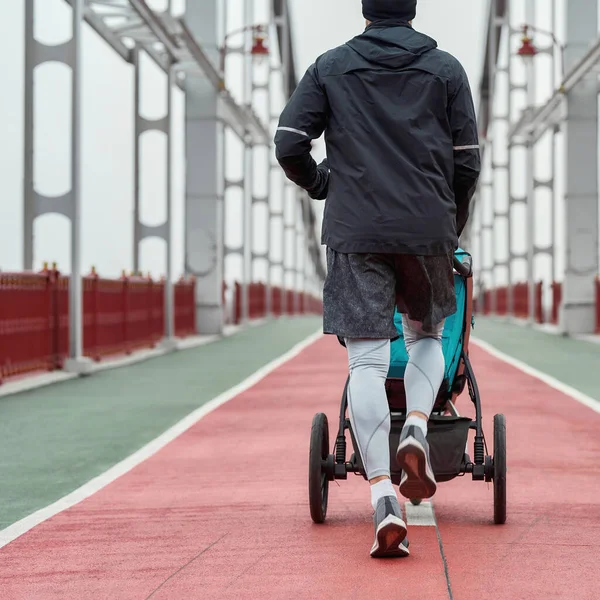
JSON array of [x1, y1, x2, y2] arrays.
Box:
[[308, 250, 507, 525]]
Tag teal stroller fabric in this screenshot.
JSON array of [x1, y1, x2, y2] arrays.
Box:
[[388, 249, 469, 389]]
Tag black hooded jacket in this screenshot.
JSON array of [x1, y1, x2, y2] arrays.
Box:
[[274, 22, 481, 255]]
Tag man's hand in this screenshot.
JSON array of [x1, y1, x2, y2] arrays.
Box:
[[307, 158, 330, 200]]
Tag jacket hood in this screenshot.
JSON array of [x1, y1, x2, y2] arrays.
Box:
[[346, 24, 437, 69]]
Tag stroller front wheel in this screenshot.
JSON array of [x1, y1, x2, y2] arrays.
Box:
[[309, 413, 330, 523], [410, 498, 422, 506]]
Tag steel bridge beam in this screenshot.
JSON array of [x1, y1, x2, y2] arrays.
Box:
[[509, 37, 600, 145]]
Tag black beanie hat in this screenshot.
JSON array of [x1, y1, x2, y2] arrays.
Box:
[[362, 0, 417, 22]]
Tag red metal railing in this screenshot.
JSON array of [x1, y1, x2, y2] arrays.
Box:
[[124, 275, 156, 353], [456, 279, 600, 330], [86, 273, 127, 360], [152, 278, 166, 342], [233, 282, 242, 325], [495, 287, 508, 316], [174, 278, 195, 338], [0, 268, 196, 384], [286, 290, 295, 315], [228, 283, 323, 325], [271, 286, 283, 317], [512, 283, 528, 319], [54, 273, 70, 368], [477, 282, 543, 322], [1, 268, 324, 383], [536, 282, 543, 323], [0, 271, 56, 380], [249, 283, 267, 320], [506, 282, 544, 322]]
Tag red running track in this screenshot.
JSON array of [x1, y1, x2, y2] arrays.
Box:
[[1, 337, 599, 599]]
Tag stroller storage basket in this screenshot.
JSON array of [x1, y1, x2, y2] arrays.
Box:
[[389, 415, 471, 483]]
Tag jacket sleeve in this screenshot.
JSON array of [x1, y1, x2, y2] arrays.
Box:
[[448, 60, 481, 237], [274, 62, 330, 200]]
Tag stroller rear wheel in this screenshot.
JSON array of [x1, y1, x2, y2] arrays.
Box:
[[493, 414, 507, 524], [309, 413, 330, 523]]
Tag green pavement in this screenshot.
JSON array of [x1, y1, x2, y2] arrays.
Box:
[[473, 317, 600, 403], [0, 317, 320, 529]]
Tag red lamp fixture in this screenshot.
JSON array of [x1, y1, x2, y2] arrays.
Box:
[[517, 25, 538, 62], [251, 26, 269, 63]]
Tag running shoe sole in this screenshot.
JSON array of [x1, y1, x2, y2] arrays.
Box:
[[396, 436, 437, 499], [370, 515, 409, 558]]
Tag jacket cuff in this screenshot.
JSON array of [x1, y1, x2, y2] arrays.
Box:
[[306, 166, 329, 200]]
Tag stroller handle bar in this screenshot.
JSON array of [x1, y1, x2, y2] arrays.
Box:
[[453, 254, 473, 278]]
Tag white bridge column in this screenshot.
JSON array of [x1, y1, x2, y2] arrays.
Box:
[[560, 0, 599, 334], [183, 1, 224, 334]]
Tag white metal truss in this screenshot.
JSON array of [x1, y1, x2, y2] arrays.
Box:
[[510, 37, 600, 145], [63, 0, 269, 144]]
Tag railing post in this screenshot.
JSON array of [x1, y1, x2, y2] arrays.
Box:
[[535, 281, 544, 324], [87, 267, 100, 361], [551, 282, 561, 325], [41, 263, 56, 372], [121, 271, 130, 355], [162, 276, 170, 340], [234, 282, 242, 325], [50, 265, 63, 370], [147, 274, 155, 348]]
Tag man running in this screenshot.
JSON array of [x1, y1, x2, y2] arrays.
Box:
[[275, 0, 480, 558]]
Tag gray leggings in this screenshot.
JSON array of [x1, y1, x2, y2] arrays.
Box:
[[345, 317, 445, 480]]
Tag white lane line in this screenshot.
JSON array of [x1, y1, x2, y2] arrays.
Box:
[[0, 329, 323, 549], [404, 501, 436, 526], [471, 337, 600, 415]]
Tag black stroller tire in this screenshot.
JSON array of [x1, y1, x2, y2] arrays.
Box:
[[410, 499, 422, 506], [309, 413, 329, 524], [493, 414, 507, 524]]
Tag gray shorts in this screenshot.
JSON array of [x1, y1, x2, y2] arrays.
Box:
[[323, 248, 457, 339]]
